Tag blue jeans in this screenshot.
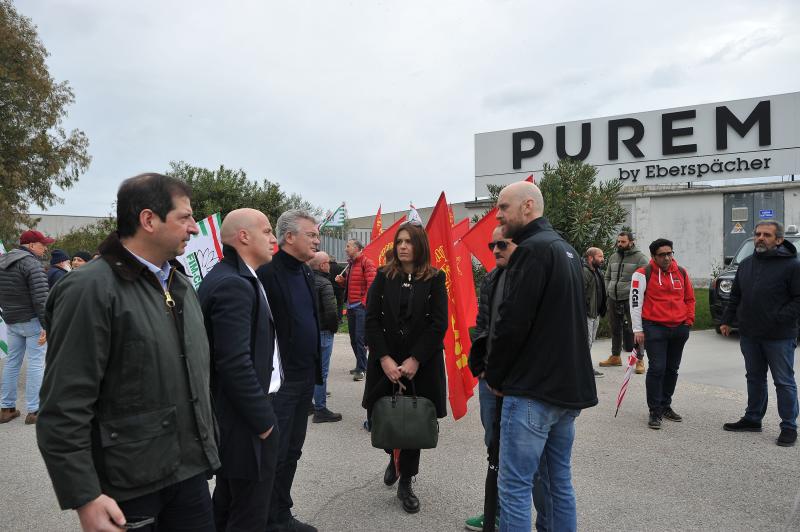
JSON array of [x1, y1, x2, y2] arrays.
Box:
[[479, 380, 551, 531], [347, 304, 367, 372], [499, 396, 579, 532], [313, 331, 334, 411], [740, 336, 799, 431], [643, 322, 690, 414], [1, 318, 46, 412]]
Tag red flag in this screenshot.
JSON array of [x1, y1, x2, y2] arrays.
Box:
[[452, 218, 469, 240], [451, 218, 478, 327], [362, 217, 405, 268], [461, 207, 498, 270], [427, 193, 477, 420], [370, 205, 383, 241], [461, 174, 535, 270]]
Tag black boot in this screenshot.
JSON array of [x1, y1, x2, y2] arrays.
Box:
[[383, 455, 398, 486], [397, 477, 420, 514]]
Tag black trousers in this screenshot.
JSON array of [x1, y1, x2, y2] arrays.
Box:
[[644, 321, 690, 414], [385, 448, 421, 478], [213, 430, 280, 532], [608, 299, 634, 356], [267, 377, 315, 527], [117, 473, 214, 532]]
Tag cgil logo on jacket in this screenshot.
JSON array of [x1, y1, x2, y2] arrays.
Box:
[[631, 279, 640, 308]]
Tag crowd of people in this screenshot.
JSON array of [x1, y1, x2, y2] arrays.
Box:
[[0, 172, 797, 531]]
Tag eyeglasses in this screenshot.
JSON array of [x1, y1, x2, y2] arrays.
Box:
[[487, 241, 509, 251], [302, 232, 320, 240], [655, 251, 675, 258]]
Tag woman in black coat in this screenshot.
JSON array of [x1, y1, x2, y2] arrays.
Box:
[[362, 221, 448, 514]]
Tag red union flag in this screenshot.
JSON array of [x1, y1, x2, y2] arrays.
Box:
[[362, 216, 405, 268], [452, 218, 478, 328], [427, 193, 477, 419], [371, 205, 383, 241], [460, 174, 535, 271]]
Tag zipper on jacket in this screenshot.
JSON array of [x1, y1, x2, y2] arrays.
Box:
[[164, 269, 176, 309]]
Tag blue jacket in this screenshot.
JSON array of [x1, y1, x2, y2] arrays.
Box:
[[47, 266, 69, 288], [257, 249, 323, 385], [722, 239, 800, 340], [198, 245, 279, 481]]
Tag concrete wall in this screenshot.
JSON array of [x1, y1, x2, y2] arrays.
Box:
[[27, 214, 110, 238], [630, 194, 723, 286]]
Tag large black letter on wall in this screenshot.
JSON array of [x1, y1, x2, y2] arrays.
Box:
[[556, 123, 591, 160], [662, 110, 697, 155], [608, 118, 645, 160], [716, 100, 771, 150], [512, 131, 544, 169]]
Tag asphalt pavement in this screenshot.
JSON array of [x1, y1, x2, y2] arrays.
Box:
[[1, 329, 799, 531]]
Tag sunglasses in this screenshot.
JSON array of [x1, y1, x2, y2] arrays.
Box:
[[488, 241, 509, 251]]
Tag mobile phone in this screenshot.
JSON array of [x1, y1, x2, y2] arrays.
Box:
[[123, 516, 156, 529]]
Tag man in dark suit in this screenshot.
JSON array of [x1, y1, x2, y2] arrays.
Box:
[[257, 209, 322, 532], [198, 208, 282, 531]]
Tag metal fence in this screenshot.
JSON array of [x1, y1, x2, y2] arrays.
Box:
[[319, 229, 372, 262]]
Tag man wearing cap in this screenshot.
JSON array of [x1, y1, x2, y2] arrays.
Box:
[[0, 229, 54, 424], [47, 250, 72, 288], [71, 251, 92, 269]]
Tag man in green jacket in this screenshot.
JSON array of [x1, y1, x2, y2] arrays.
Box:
[[37, 173, 220, 531], [601, 231, 649, 373]]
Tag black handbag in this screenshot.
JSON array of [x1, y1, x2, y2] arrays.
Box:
[[370, 381, 439, 450]]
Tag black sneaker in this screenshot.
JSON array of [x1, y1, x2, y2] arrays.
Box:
[[353, 371, 365, 381], [723, 417, 762, 432], [593, 369, 604, 378], [349, 368, 359, 375], [312, 408, 342, 423], [662, 407, 682, 422], [648, 412, 662, 430], [307, 404, 314, 416], [777, 428, 797, 447]]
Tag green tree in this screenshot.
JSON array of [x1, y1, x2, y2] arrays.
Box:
[[0, 1, 91, 245], [539, 158, 627, 256], [54, 216, 116, 255], [166, 161, 322, 223]]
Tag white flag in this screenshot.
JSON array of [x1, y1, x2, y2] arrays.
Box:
[[407, 204, 423, 225], [320, 203, 347, 229]]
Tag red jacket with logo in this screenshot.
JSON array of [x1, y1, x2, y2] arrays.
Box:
[[630, 259, 695, 331], [339, 254, 377, 306]]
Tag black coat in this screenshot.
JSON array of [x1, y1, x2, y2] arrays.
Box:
[[485, 217, 598, 410], [722, 239, 800, 339], [198, 245, 278, 481], [468, 267, 501, 377], [313, 270, 339, 333], [363, 269, 448, 418], [256, 250, 323, 385]]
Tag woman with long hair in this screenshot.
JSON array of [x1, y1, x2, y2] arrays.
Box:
[[362, 221, 448, 514]]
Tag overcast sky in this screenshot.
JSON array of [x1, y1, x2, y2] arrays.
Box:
[[18, 0, 800, 219]]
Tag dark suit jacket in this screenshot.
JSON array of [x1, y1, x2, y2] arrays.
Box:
[[198, 245, 278, 481], [256, 249, 323, 385], [363, 268, 448, 418]]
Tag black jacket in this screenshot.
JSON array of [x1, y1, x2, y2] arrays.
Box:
[[363, 269, 448, 418], [256, 250, 323, 385], [485, 218, 598, 410], [722, 239, 800, 340], [313, 270, 339, 334], [0, 247, 48, 327], [468, 267, 501, 377], [198, 245, 278, 481]]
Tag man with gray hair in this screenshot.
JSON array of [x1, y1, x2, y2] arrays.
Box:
[[721, 220, 800, 447], [308, 251, 342, 423], [335, 238, 376, 381], [257, 209, 322, 532]]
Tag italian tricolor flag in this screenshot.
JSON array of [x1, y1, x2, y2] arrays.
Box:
[[177, 213, 224, 290]]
